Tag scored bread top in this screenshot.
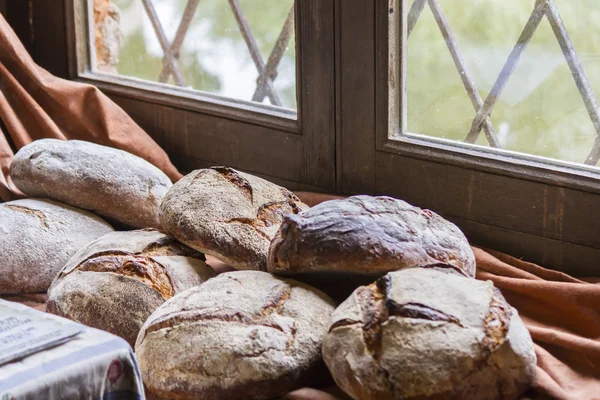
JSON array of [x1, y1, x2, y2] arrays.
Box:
[[52, 229, 211, 300], [159, 167, 308, 271], [323, 268, 536, 400]]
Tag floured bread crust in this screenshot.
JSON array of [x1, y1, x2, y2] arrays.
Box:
[[323, 268, 536, 400], [268, 195, 476, 278], [47, 229, 215, 346], [159, 167, 308, 271], [11, 139, 172, 228], [135, 270, 336, 400], [0, 198, 113, 294]]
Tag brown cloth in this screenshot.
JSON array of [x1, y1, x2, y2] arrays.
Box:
[[475, 247, 600, 400], [0, 13, 181, 201]]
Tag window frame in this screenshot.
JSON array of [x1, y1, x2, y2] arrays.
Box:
[[5, 0, 600, 275], [24, 0, 337, 192], [367, 0, 600, 275]]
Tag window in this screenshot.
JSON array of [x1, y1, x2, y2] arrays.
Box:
[[8, 0, 600, 275], [397, 0, 600, 167], [93, 0, 297, 111], [67, 0, 335, 191], [373, 0, 600, 275]]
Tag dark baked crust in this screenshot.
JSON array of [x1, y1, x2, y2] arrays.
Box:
[[268, 195, 476, 277]]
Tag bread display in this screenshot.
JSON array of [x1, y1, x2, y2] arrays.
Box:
[[159, 167, 308, 271], [0, 198, 113, 294], [135, 270, 336, 400], [46, 229, 215, 346], [10, 139, 172, 228], [268, 195, 476, 278], [322, 267, 536, 400]]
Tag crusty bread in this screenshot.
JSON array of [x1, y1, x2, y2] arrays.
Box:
[[323, 268, 537, 400], [46, 229, 215, 346], [10, 139, 172, 228], [135, 270, 336, 400], [0, 198, 113, 294], [268, 195, 476, 278], [159, 167, 308, 271]]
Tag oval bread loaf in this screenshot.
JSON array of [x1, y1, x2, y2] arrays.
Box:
[[159, 167, 308, 271], [47, 229, 215, 346], [268, 195, 476, 278], [0, 198, 113, 294], [135, 270, 336, 400], [323, 267, 536, 400], [10, 139, 172, 228]]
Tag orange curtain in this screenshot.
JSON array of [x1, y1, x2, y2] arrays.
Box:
[[0, 13, 181, 201]]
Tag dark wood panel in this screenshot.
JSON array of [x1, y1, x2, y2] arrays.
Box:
[[296, 0, 336, 189], [185, 111, 303, 183], [337, 0, 376, 194], [452, 217, 600, 277], [111, 95, 307, 184], [3, 0, 33, 54], [375, 151, 600, 251], [32, 0, 68, 78]]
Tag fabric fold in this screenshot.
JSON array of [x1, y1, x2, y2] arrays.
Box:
[[0, 13, 181, 201], [474, 247, 600, 400]]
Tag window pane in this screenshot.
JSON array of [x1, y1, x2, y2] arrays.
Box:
[[92, 0, 296, 110], [401, 0, 600, 166]]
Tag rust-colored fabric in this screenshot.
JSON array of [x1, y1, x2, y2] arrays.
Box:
[[475, 247, 600, 400], [0, 14, 181, 201]]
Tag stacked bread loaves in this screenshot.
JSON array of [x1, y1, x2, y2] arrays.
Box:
[[3, 139, 536, 400]]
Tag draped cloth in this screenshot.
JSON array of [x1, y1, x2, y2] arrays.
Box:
[[0, 13, 181, 201], [475, 247, 600, 400]]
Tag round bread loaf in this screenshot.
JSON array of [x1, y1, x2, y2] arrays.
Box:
[[10, 139, 172, 228], [159, 167, 308, 271], [0, 198, 113, 294], [135, 270, 336, 400], [323, 267, 536, 400], [268, 195, 476, 278], [47, 229, 215, 346]]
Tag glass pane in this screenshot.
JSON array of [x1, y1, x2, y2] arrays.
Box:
[[92, 0, 297, 110], [401, 0, 600, 166]]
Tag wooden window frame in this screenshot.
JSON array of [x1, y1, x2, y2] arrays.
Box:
[[4, 0, 600, 275], [5, 0, 336, 192]]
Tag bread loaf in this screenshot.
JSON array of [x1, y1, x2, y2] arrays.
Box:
[[135, 270, 336, 400], [159, 167, 308, 271], [10, 139, 172, 228], [0, 198, 113, 294], [269, 195, 476, 278], [322, 267, 536, 400], [46, 229, 215, 346]]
